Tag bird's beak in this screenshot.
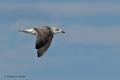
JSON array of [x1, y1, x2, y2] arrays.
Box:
[[61, 30, 65, 33]]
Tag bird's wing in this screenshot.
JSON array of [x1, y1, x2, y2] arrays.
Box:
[[34, 28, 53, 49], [37, 35, 53, 57]]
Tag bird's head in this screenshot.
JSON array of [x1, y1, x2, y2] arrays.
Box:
[[50, 27, 65, 34]]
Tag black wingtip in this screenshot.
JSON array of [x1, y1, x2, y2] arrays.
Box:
[[37, 53, 42, 58], [37, 50, 45, 58]]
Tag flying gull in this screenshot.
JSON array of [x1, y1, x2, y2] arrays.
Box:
[[19, 25, 65, 58]]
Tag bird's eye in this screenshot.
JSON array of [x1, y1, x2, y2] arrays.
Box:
[[55, 28, 59, 31]]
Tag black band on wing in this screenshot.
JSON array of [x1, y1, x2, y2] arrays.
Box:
[[34, 28, 53, 49]]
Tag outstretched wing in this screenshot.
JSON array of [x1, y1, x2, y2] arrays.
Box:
[[37, 35, 53, 57], [34, 28, 53, 49]]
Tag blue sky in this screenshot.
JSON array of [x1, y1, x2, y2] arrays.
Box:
[[0, 0, 120, 80]]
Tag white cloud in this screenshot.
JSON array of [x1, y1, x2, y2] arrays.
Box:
[[0, 2, 120, 17]]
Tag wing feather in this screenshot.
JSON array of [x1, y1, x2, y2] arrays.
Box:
[[37, 36, 53, 57], [33, 27, 53, 57], [34, 28, 53, 49]]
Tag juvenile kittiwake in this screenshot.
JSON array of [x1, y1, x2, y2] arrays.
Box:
[[19, 25, 65, 58]]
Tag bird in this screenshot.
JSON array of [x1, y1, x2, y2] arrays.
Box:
[[19, 25, 65, 58]]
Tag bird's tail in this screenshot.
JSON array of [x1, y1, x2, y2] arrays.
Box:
[[19, 29, 36, 35]]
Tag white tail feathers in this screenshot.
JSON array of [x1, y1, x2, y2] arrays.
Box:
[[19, 28, 36, 35]]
